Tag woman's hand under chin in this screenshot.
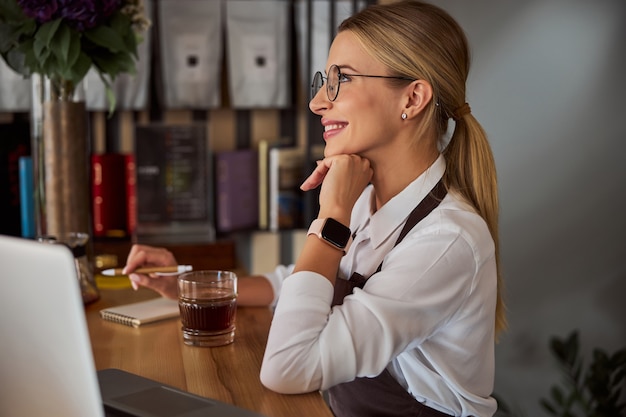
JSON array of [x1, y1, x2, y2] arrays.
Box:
[[301, 154, 373, 222]]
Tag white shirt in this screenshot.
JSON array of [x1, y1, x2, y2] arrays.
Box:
[[260, 155, 497, 417]]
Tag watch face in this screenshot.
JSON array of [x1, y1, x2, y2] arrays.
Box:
[[322, 218, 351, 248]]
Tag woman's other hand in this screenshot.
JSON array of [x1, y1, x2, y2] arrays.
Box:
[[122, 244, 179, 299]]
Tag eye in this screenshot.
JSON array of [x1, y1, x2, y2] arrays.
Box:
[[338, 73, 351, 83]]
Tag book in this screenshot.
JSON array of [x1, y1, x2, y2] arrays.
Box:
[[268, 146, 305, 232], [215, 148, 259, 233], [91, 153, 128, 238], [125, 154, 137, 236], [18, 156, 35, 238], [0, 121, 30, 237], [258, 140, 269, 230], [303, 143, 325, 225], [99, 297, 180, 328], [134, 124, 215, 243]]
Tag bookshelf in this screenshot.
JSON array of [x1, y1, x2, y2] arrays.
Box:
[[0, 0, 376, 270]]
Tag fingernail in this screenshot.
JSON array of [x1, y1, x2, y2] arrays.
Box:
[[129, 273, 139, 291]]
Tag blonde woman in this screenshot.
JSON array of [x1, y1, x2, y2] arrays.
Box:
[[124, 1, 504, 415]]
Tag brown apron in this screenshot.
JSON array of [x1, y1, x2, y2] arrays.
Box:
[[328, 179, 452, 417]]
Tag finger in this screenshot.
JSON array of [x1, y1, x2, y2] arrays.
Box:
[[129, 273, 170, 294], [300, 160, 330, 191], [129, 273, 144, 291], [123, 248, 149, 274], [145, 274, 179, 299], [129, 274, 140, 290]]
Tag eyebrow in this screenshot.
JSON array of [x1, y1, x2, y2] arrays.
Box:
[[335, 64, 358, 72]]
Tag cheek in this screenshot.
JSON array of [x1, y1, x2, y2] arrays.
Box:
[[324, 93, 390, 155]]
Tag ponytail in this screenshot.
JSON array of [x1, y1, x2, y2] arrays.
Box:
[[443, 113, 507, 336]]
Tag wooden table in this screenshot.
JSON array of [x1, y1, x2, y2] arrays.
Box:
[[86, 288, 333, 417]]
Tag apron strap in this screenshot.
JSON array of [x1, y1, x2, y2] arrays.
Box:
[[332, 179, 447, 306]]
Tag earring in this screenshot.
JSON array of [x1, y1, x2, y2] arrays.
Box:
[[401, 113, 407, 120]]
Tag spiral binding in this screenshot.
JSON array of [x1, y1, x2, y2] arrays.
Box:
[[100, 311, 138, 328]]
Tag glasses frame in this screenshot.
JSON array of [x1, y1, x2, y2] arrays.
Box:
[[311, 64, 415, 101]]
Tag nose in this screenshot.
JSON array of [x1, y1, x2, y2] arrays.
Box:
[[309, 88, 329, 115]]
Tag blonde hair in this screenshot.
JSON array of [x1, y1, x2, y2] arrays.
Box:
[[339, 0, 506, 335]]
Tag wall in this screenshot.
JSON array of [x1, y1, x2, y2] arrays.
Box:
[[432, 0, 626, 415]]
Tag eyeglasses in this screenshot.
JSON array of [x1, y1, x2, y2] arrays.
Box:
[[311, 64, 414, 101]]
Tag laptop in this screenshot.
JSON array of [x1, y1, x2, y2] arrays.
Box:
[[0, 234, 266, 417]]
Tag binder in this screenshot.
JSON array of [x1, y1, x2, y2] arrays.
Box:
[[18, 156, 35, 238]]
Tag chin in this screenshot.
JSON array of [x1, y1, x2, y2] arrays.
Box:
[[323, 146, 347, 158]]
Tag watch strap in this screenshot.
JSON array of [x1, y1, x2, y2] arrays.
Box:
[[307, 218, 353, 254]]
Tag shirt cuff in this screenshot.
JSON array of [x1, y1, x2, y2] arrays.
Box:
[[273, 271, 334, 315]]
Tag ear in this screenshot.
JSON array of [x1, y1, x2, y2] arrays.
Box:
[[402, 80, 433, 119]]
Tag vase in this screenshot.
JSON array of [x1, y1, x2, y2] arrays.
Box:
[[30, 74, 99, 304]]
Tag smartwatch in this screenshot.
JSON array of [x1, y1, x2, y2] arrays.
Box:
[[307, 218, 352, 254]]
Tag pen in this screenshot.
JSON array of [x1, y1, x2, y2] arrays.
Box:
[[101, 265, 193, 276]]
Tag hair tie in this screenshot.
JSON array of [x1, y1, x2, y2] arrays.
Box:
[[452, 102, 471, 121]]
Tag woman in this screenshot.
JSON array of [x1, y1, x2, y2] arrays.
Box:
[[124, 1, 505, 415]]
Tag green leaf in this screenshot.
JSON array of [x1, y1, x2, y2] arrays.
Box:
[[67, 52, 92, 84], [105, 85, 117, 117], [551, 386, 565, 406], [84, 25, 126, 53], [18, 39, 41, 73], [109, 12, 130, 35], [551, 337, 569, 365], [33, 36, 48, 61], [3, 48, 28, 76], [0, 22, 17, 52], [123, 30, 138, 59], [540, 398, 558, 415], [610, 348, 626, 367], [0, 0, 28, 22], [0, 19, 37, 57], [51, 23, 72, 66], [41, 54, 60, 79], [572, 362, 583, 384], [21, 18, 37, 36], [65, 30, 81, 69], [92, 51, 135, 78], [565, 331, 580, 367], [35, 19, 62, 49]]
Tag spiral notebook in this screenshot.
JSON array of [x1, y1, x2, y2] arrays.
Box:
[[100, 297, 180, 328]]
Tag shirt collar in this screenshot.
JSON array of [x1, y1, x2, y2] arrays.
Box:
[[368, 154, 446, 249]]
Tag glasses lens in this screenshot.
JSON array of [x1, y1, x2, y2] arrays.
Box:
[[327, 65, 340, 101], [311, 72, 323, 99]]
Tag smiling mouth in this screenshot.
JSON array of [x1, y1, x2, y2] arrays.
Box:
[[324, 123, 346, 132]]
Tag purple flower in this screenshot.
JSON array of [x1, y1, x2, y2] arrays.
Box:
[[101, 0, 121, 18], [17, 0, 59, 23], [57, 0, 98, 30], [18, 0, 124, 31]]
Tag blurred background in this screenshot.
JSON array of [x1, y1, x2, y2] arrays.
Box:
[[432, 0, 626, 415]]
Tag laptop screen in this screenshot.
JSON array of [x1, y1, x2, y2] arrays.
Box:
[[0, 235, 105, 417]]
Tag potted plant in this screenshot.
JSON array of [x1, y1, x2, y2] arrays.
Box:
[[540, 330, 626, 417]]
